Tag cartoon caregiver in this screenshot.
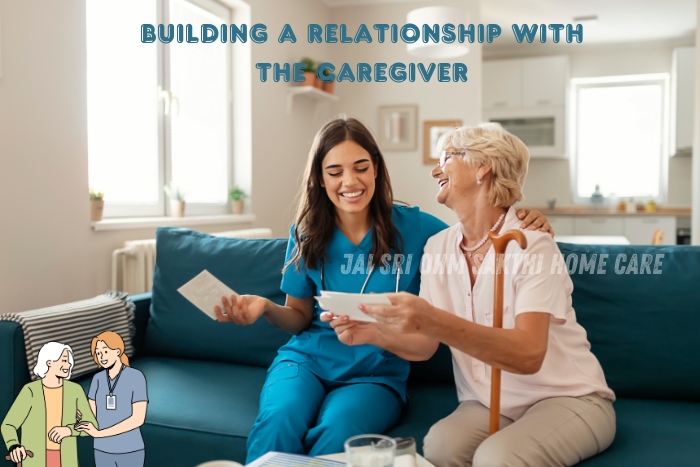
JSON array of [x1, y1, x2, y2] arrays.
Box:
[[76, 331, 148, 467]]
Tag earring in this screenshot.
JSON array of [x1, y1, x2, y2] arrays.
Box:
[[477, 178, 482, 185]]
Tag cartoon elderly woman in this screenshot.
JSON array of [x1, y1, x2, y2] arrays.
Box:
[[2, 341, 97, 467], [76, 331, 148, 467]]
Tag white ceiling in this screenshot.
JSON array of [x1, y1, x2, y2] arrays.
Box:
[[322, 0, 697, 47]]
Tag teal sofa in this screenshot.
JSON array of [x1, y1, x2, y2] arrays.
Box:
[[2, 227, 700, 467]]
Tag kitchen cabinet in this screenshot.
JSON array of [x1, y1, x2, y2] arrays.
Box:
[[521, 56, 568, 107], [483, 56, 568, 110], [483, 60, 521, 109], [574, 217, 625, 236], [548, 216, 575, 236], [671, 46, 695, 156], [483, 55, 569, 158], [624, 216, 676, 245]]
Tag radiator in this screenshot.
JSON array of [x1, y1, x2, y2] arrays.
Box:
[[111, 228, 273, 294]]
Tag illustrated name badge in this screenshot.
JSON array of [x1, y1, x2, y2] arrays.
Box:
[[106, 395, 116, 410]]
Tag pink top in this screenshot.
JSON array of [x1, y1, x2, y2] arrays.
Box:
[[420, 207, 615, 420]]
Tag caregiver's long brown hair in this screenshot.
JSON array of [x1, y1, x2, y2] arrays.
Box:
[[285, 116, 402, 271]]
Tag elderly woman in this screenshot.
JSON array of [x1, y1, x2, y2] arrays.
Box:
[[2, 342, 97, 467], [324, 123, 616, 467]]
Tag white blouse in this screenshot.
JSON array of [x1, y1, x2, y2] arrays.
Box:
[[420, 207, 615, 420]]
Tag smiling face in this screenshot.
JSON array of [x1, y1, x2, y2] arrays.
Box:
[[46, 349, 72, 380], [321, 140, 377, 219], [431, 146, 478, 208], [95, 340, 121, 369]]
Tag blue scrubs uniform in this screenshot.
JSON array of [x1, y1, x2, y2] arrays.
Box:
[[246, 205, 447, 462]]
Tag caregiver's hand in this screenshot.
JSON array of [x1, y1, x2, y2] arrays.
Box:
[[320, 312, 377, 346], [215, 294, 269, 325]]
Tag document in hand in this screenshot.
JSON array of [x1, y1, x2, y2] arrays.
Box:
[[315, 291, 392, 323], [177, 270, 238, 320]]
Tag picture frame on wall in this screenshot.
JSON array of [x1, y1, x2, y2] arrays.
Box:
[[423, 120, 462, 165], [377, 105, 418, 151]]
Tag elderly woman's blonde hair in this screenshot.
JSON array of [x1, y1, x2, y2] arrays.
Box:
[[438, 122, 529, 208]]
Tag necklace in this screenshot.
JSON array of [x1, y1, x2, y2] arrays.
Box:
[[460, 211, 506, 257]]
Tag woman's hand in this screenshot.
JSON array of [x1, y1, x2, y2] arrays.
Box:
[[360, 292, 434, 334], [75, 421, 101, 437], [516, 209, 554, 236], [48, 426, 71, 443], [214, 294, 269, 325], [320, 312, 377, 346], [9, 445, 27, 463]]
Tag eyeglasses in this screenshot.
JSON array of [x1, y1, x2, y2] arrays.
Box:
[[438, 150, 466, 168]]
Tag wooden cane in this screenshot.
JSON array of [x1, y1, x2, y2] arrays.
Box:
[[4, 450, 34, 467], [488, 230, 527, 435]]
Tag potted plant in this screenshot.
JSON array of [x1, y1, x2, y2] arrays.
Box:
[[300, 57, 317, 87], [229, 186, 246, 215], [321, 67, 335, 94], [89, 189, 105, 222], [165, 184, 186, 217]]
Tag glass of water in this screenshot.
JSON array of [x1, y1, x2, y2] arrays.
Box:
[[345, 434, 397, 467], [394, 437, 417, 467]]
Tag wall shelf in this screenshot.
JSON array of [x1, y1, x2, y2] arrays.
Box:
[[287, 86, 339, 114]]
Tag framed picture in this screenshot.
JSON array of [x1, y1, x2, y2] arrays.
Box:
[[378, 105, 418, 150], [423, 120, 462, 165]]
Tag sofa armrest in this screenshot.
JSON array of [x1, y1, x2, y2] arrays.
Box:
[[130, 292, 152, 360], [0, 321, 29, 425]]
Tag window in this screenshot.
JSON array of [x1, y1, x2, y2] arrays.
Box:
[[87, 0, 232, 218], [571, 74, 668, 204]]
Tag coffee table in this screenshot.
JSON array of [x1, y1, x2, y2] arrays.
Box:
[[318, 452, 435, 467]]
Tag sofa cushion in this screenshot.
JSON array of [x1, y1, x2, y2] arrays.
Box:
[[577, 398, 700, 466], [146, 228, 291, 367], [140, 356, 265, 464], [558, 243, 700, 401], [408, 343, 455, 384]]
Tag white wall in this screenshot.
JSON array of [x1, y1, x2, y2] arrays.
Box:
[[485, 39, 695, 208], [247, 0, 335, 235], [329, 0, 481, 226], [0, 0, 332, 313]]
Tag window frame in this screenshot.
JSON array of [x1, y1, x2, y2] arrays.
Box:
[[89, 0, 235, 219], [569, 73, 670, 206]]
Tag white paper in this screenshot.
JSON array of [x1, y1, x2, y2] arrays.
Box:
[[245, 451, 344, 467], [315, 290, 391, 323], [177, 270, 238, 320], [395, 454, 418, 467]]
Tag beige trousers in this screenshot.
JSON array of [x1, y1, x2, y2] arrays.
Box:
[[423, 394, 615, 467]]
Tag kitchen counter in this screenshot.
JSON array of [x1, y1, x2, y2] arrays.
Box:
[[522, 207, 691, 217]]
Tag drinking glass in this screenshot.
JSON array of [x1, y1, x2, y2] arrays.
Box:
[[394, 437, 417, 467], [345, 434, 397, 467]]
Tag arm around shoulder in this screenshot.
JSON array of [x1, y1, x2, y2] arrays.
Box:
[[418, 210, 449, 240]]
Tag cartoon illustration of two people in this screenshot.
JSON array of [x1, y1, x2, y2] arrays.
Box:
[[1, 331, 148, 467]]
